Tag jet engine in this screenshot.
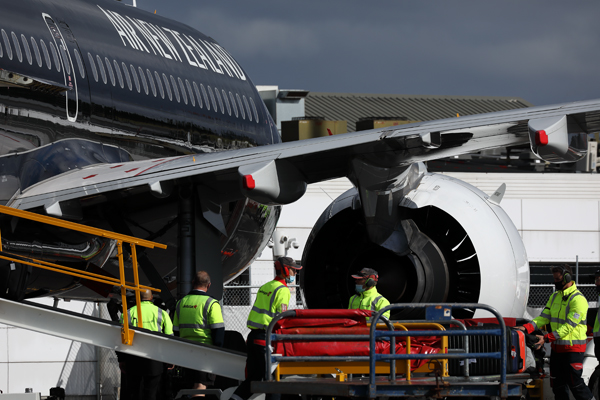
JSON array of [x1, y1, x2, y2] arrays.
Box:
[[300, 166, 528, 319]]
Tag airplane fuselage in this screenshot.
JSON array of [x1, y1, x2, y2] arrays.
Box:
[[0, 0, 281, 300]]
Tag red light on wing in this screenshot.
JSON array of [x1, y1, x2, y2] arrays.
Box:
[[244, 175, 256, 190], [535, 130, 548, 146]]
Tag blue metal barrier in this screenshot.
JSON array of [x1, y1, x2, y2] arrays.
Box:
[[368, 303, 508, 398]]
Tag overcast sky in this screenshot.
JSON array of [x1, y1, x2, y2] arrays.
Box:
[[133, 1, 600, 106]]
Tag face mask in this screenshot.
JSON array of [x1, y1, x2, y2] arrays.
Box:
[[285, 275, 295, 284], [554, 281, 564, 291], [355, 284, 365, 293]]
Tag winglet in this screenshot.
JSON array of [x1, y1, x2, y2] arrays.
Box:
[[488, 183, 506, 205]]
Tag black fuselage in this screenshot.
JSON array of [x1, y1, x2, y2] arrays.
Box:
[[0, 0, 281, 300]]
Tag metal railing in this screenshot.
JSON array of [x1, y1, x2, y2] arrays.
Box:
[[368, 304, 508, 398], [0, 204, 166, 345]]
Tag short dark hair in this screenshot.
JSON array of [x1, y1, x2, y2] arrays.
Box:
[[551, 264, 573, 276], [193, 271, 211, 288]]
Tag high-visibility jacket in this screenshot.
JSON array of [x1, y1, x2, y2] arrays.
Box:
[[123, 301, 173, 335], [348, 287, 391, 322], [524, 283, 588, 353], [247, 279, 290, 330], [174, 291, 224, 345]]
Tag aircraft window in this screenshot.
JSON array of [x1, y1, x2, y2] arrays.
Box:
[[105, 57, 115, 86], [154, 71, 164, 99], [96, 55, 106, 84], [250, 97, 259, 123], [236, 93, 245, 120], [59, 45, 71, 75], [222, 90, 231, 116], [243, 95, 252, 122], [11, 32, 22, 63], [130, 64, 140, 93], [147, 69, 156, 97], [215, 88, 224, 114], [170, 75, 180, 103], [30, 38, 42, 67], [162, 73, 172, 101], [41, 40, 51, 69], [2, 30, 12, 60], [138, 67, 148, 95], [201, 84, 210, 110], [88, 53, 98, 82], [113, 60, 123, 88], [178, 77, 187, 105], [74, 49, 85, 79], [229, 92, 238, 118], [50, 43, 60, 72], [208, 86, 217, 111], [193, 82, 202, 109], [21, 35, 31, 65], [186, 80, 194, 107], [122, 62, 132, 90]]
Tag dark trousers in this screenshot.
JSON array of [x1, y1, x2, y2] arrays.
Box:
[[233, 329, 280, 400], [550, 351, 594, 400], [125, 373, 162, 400]]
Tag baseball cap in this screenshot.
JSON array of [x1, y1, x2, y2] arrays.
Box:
[[277, 257, 303, 270], [351, 268, 378, 279]]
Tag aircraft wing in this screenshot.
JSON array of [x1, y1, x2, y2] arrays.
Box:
[[11, 98, 600, 213]]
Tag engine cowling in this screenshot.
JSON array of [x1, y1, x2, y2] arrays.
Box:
[[300, 172, 528, 319]]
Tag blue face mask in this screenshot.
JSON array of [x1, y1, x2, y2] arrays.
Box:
[[286, 275, 295, 284], [355, 284, 365, 293]]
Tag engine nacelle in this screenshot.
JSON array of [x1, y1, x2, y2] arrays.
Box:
[[300, 172, 528, 319]]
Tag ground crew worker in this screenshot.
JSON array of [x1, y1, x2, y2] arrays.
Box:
[[517, 265, 595, 400], [121, 289, 173, 400], [232, 257, 302, 400], [349, 268, 390, 321], [593, 270, 600, 361], [174, 271, 224, 396]]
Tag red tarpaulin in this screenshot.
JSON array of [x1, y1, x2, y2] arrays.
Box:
[[272, 309, 442, 370]]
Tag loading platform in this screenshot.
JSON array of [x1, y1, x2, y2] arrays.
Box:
[[0, 204, 246, 380]]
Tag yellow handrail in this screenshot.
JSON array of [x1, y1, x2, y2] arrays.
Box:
[[0, 204, 167, 345]]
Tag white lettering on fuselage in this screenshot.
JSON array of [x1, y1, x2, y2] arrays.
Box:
[[97, 5, 246, 81]]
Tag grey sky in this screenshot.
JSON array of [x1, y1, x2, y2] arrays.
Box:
[[134, 1, 600, 106]]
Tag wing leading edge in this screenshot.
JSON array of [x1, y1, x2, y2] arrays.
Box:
[[10, 98, 600, 214]]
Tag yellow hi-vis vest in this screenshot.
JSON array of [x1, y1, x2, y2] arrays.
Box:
[[247, 280, 290, 330], [532, 283, 588, 346], [124, 301, 174, 335], [348, 287, 391, 322], [174, 293, 224, 345]]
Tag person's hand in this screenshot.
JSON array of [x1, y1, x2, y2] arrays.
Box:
[[168, 364, 175, 370], [515, 326, 526, 331], [534, 335, 545, 350]]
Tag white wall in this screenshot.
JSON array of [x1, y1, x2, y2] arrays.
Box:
[[0, 299, 104, 398]]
